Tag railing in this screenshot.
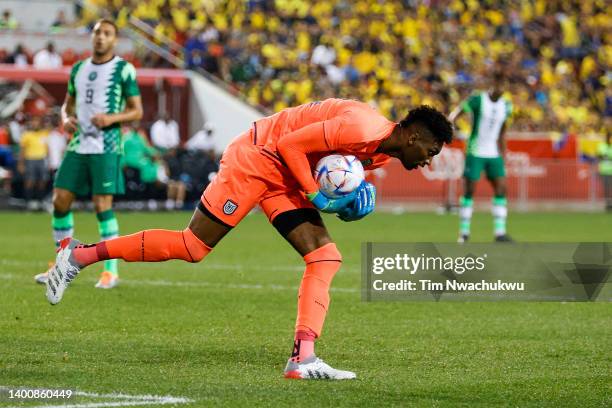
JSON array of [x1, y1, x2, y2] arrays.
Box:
[[125, 17, 184, 68], [372, 148, 605, 211]]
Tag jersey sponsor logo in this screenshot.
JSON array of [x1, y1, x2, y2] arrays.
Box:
[[88, 71, 97, 81], [223, 199, 238, 215], [102, 181, 113, 187]]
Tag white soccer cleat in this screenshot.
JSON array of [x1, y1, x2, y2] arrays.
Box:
[[284, 355, 357, 380], [34, 261, 55, 284], [34, 271, 49, 284], [46, 238, 82, 305]]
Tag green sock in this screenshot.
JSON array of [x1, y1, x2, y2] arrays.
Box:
[[459, 196, 473, 236], [492, 196, 508, 237], [97, 210, 119, 277], [52, 210, 74, 246]]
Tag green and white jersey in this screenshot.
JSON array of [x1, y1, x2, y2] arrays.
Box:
[[461, 91, 512, 158], [67, 56, 140, 154]]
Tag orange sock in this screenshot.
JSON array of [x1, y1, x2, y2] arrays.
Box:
[[294, 243, 342, 338], [73, 228, 211, 267]]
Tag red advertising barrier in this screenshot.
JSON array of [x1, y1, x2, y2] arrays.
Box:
[[372, 147, 601, 204], [449, 133, 577, 159]]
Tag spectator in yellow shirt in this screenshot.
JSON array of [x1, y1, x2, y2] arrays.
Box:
[[18, 115, 50, 210]]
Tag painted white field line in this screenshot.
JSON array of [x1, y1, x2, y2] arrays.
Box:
[[0, 258, 304, 272], [0, 272, 359, 294], [1, 388, 193, 408], [0, 258, 362, 274], [0, 259, 49, 267], [119, 277, 359, 293]]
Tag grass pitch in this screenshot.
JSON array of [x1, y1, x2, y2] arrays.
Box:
[[0, 211, 610, 407]]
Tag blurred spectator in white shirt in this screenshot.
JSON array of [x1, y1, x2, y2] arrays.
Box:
[[185, 122, 215, 154], [6, 44, 28, 67], [46, 121, 67, 173], [9, 111, 25, 143], [150, 112, 180, 151], [325, 65, 346, 85], [311, 40, 336, 67], [34, 42, 62, 69]]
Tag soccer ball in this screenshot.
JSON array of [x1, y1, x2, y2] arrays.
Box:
[[314, 154, 365, 198]]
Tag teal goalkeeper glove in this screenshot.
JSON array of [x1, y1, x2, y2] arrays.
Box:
[[307, 190, 357, 214], [337, 181, 376, 222]]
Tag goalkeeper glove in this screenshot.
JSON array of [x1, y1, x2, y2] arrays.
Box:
[[337, 181, 376, 222], [307, 190, 357, 214]]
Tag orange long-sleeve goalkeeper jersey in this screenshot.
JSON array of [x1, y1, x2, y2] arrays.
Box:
[[253, 98, 396, 194]]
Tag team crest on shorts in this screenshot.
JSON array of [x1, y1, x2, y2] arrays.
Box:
[[223, 199, 238, 215]]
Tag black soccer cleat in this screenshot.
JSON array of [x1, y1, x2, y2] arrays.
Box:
[[457, 234, 469, 243], [495, 234, 514, 243]]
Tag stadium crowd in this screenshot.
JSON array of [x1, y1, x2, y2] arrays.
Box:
[[2, 0, 610, 134], [0, 0, 610, 207], [76, 0, 610, 136], [1, 1, 609, 135]]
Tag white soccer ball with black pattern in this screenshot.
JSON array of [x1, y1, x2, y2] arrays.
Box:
[[314, 154, 365, 199]]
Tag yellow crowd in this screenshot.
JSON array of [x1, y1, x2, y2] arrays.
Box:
[[82, 0, 609, 135]]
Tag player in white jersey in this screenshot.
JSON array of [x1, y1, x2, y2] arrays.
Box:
[[449, 72, 513, 242], [34, 19, 143, 287]]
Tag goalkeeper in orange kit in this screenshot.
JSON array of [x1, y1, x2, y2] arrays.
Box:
[[44, 98, 453, 379]]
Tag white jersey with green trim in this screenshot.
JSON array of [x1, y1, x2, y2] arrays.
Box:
[[67, 56, 140, 155], [461, 91, 512, 158]]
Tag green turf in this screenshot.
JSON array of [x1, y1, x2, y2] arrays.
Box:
[[0, 211, 610, 407]]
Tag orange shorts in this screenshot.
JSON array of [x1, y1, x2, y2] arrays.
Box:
[[200, 129, 314, 227]]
